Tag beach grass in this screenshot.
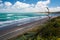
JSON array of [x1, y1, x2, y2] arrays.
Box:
[[9, 16, 60, 40]]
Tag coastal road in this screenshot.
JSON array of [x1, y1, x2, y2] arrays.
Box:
[[0, 16, 56, 40]]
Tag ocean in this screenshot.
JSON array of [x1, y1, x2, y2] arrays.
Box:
[[0, 13, 60, 21], [0, 12, 60, 28], [0, 13, 48, 21]]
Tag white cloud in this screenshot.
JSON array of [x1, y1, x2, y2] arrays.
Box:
[[4, 2, 12, 8], [23, 0, 50, 12], [12, 1, 31, 9], [0, 3, 3, 8], [0, 0, 3, 8], [0, 0, 60, 13], [49, 7, 60, 12], [35, 0, 50, 8]]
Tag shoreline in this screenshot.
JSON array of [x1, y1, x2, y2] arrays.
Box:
[[0, 16, 58, 40], [0, 16, 47, 29]]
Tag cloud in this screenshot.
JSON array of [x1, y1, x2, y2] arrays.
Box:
[[4, 2, 12, 8], [0, 0, 60, 13], [0, 0, 3, 8], [21, 0, 50, 12], [12, 1, 31, 9], [35, 0, 50, 8], [49, 7, 60, 12], [11, 0, 50, 12], [0, 3, 3, 8]]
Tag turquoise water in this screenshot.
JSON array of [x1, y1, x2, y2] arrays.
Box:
[[0, 13, 46, 21], [0, 13, 60, 21]]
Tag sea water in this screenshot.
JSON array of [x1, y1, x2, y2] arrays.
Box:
[[0, 12, 60, 28], [0, 13, 48, 21]]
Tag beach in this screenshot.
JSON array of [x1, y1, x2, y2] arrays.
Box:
[[0, 16, 57, 40]]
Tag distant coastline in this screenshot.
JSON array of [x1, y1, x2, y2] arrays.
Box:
[[0, 11, 60, 13]]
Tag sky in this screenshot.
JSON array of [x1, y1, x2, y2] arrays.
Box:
[[0, 0, 60, 13]]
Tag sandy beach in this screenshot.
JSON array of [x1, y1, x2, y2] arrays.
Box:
[[0, 16, 57, 40]]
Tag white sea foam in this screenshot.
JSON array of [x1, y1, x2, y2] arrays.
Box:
[[0, 16, 47, 28], [7, 14, 14, 16]]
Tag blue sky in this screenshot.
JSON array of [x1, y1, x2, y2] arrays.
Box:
[[49, 0, 60, 7], [2, 0, 60, 7], [0, 0, 60, 12]]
